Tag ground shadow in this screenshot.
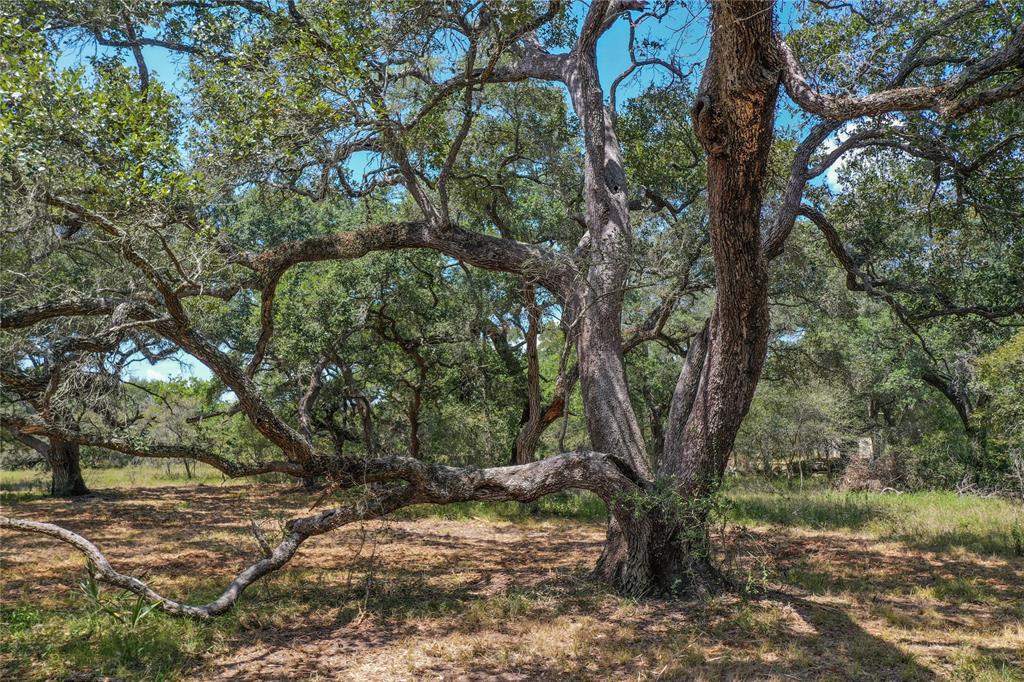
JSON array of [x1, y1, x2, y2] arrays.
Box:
[[3, 484, 1021, 680]]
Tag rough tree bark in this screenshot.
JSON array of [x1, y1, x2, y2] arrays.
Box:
[[5, 426, 89, 498], [46, 436, 90, 497], [597, 0, 780, 597]]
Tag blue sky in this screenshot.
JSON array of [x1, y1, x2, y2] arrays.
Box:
[[127, 354, 210, 382]]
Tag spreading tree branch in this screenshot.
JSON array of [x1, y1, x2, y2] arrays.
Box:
[[0, 450, 638, 618], [778, 23, 1024, 121]]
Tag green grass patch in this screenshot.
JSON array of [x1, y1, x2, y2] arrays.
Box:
[[1, 601, 221, 681], [0, 464, 228, 499], [950, 647, 1024, 681], [915, 577, 997, 605], [724, 478, 1024, 557], [781, 565, 833, 595]]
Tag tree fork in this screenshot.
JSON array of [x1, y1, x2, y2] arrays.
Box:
[[597, 0, 781, 597]]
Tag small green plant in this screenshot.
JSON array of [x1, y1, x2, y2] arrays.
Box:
[[80, 564, 162, 632], [742, 552, 773, 597], [620, 478, 726, 529]]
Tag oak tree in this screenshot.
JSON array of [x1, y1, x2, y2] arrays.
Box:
[[1, 0, 1021, 615]]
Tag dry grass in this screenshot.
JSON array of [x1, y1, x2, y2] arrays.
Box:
[[1, 476, 1022, 681]]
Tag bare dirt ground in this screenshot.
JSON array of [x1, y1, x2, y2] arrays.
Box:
[[2, 484, 1022, 681]]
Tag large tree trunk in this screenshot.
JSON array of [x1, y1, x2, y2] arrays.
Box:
[[595, 511, 728, 598], [47, 436, 89, 497], [565, 8, 652, 481], [562, 4, 666, 594], [596, 0, 780, 597]]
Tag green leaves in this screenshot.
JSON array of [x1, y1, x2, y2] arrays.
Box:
[[80, 564, 162, 632], [976, 332, 1024, 455], [3, 17, 188, 206]]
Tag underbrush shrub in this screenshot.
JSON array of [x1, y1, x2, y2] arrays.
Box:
[[839, 447, 905, 492]]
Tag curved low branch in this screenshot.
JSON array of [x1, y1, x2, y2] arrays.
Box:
[[310, 450, 641, 505], [0, 484, 409, 618], [0, 515, 302, 618], [1, 450, 638, 618]]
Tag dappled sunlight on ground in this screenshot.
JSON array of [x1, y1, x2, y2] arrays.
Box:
[[2, 482, 1022, 680]]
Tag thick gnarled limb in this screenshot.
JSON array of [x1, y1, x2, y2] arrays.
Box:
[[0, 451, 638, 618]]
